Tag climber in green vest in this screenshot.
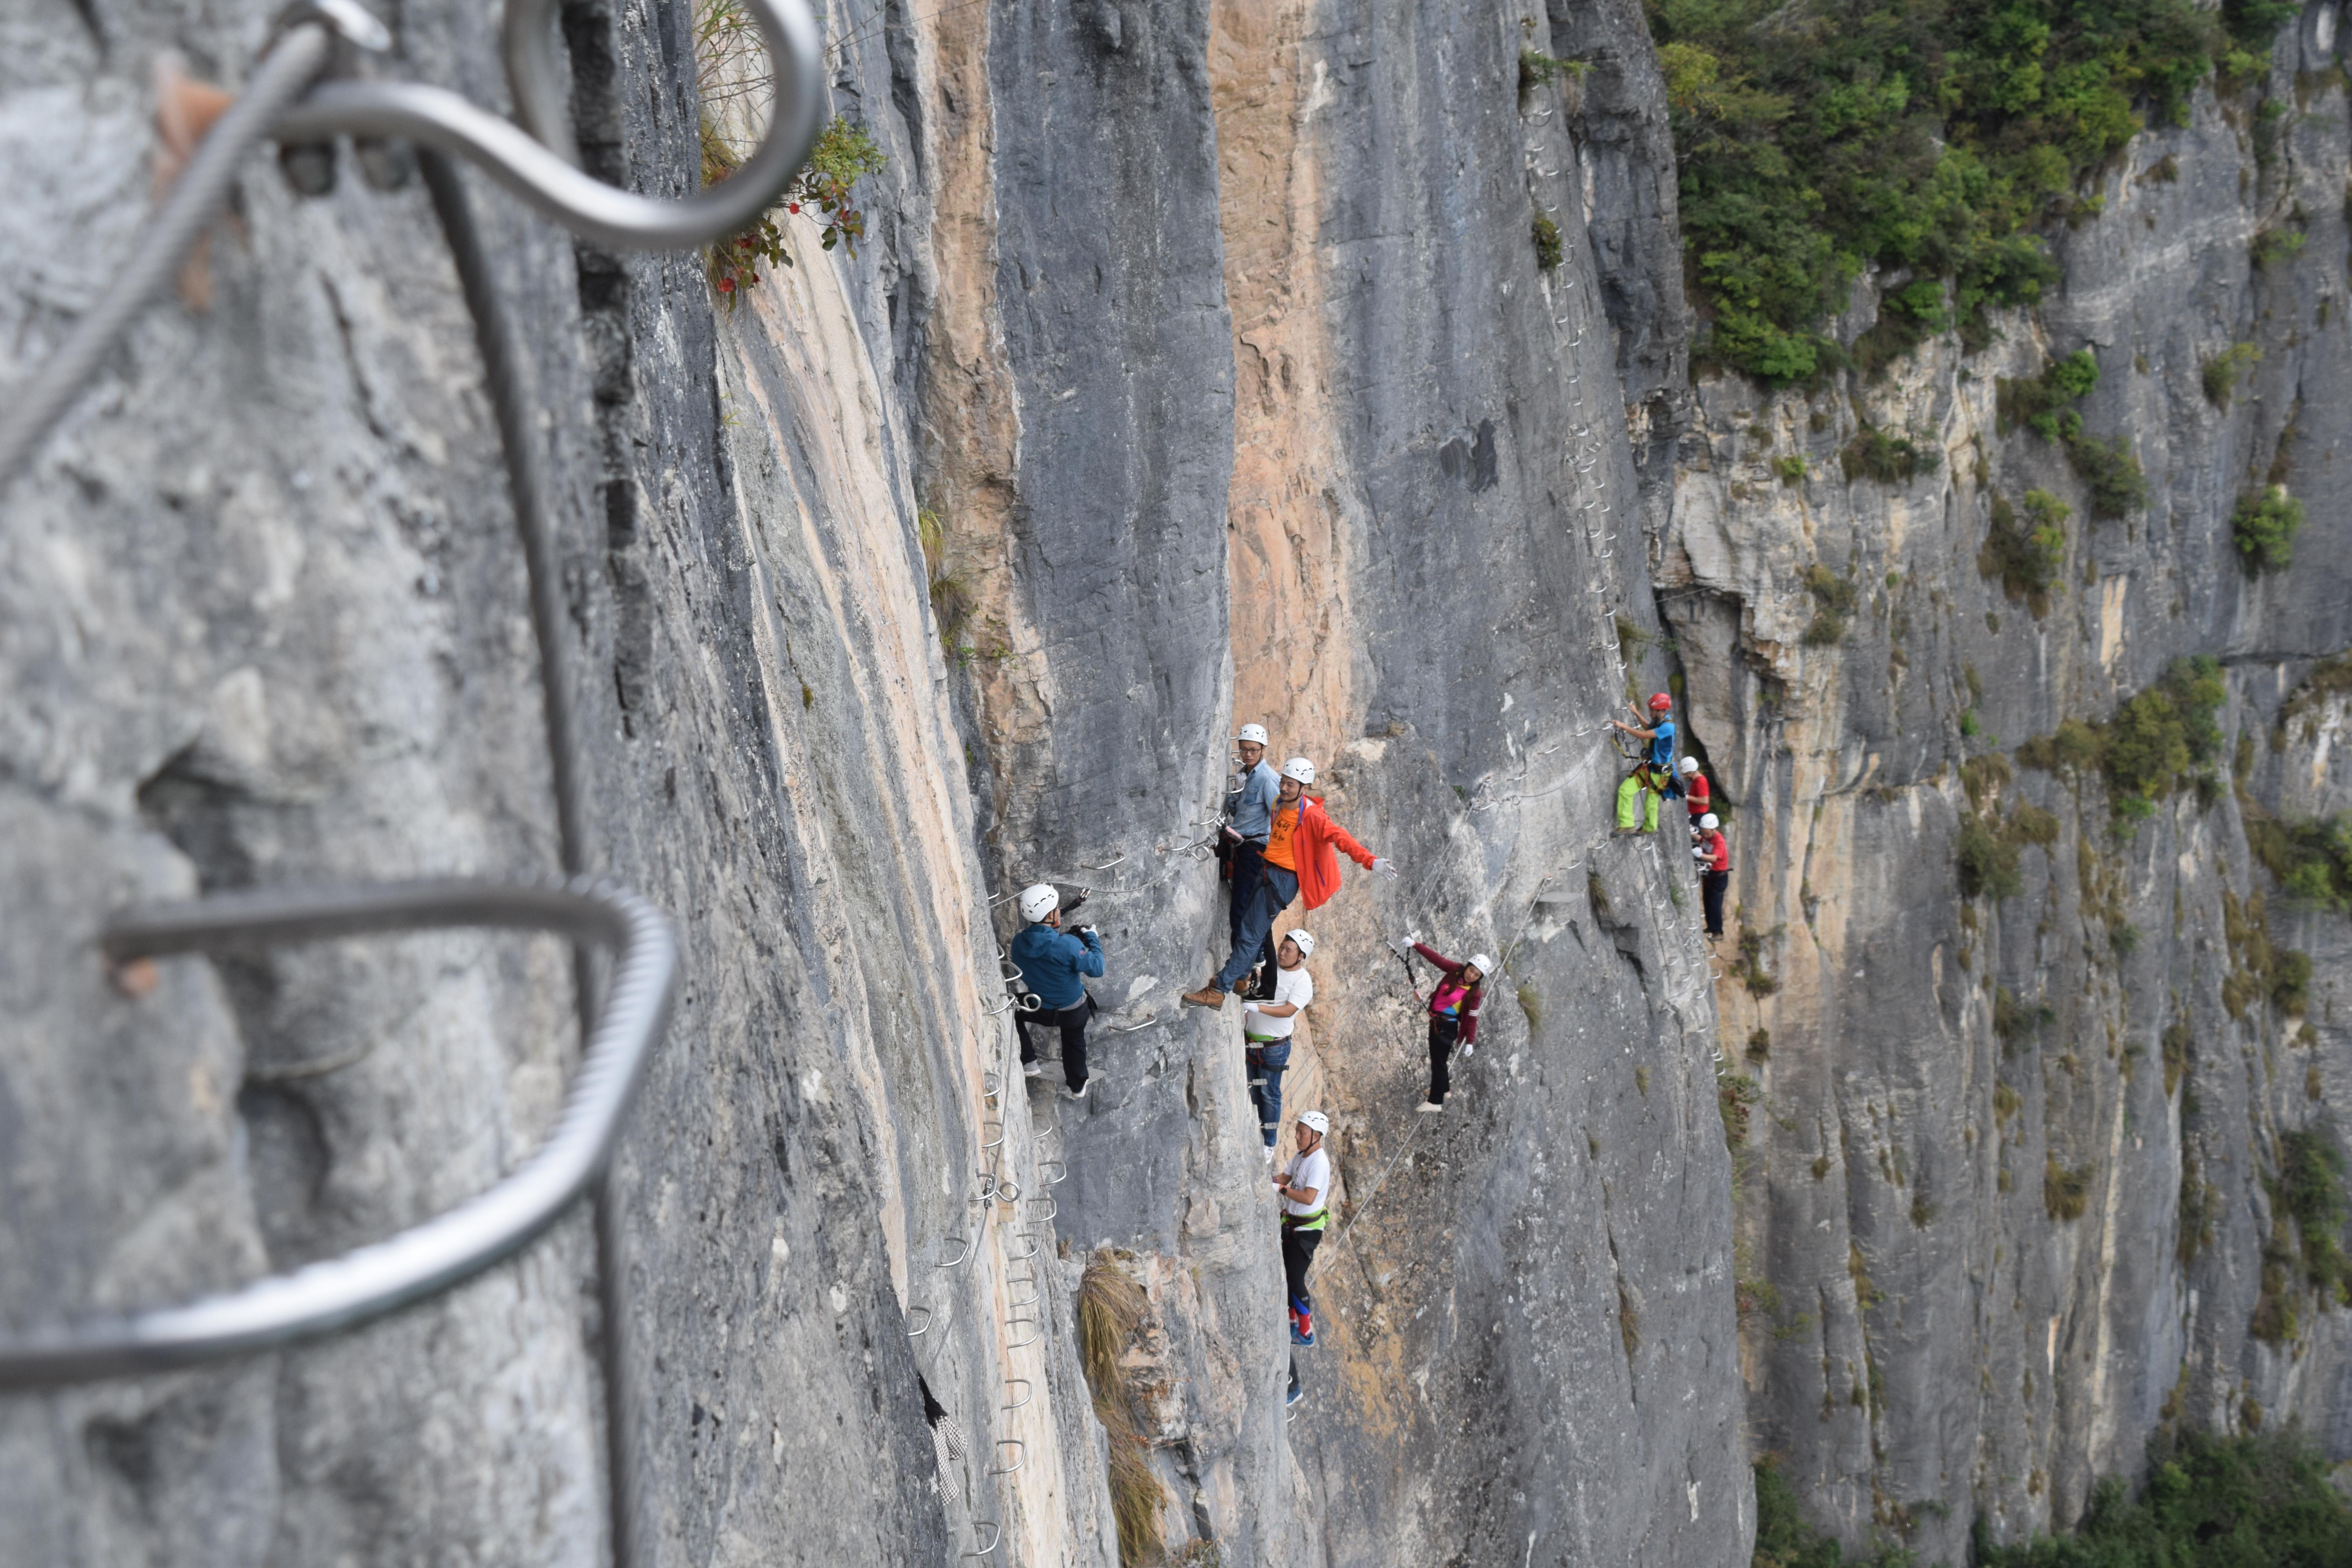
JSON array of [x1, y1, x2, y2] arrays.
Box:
[[1276, 1109, 1332, 1408], [1612, 693, 1675, 833]]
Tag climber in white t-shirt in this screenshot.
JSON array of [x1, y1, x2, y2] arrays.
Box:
[[1276, 1109, 1333, 1408], [1242, 930, 1316, 1154]]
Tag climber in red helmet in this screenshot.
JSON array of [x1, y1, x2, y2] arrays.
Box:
[[1611, 694, 1677, 834]]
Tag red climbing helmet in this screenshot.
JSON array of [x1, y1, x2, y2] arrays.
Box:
[[1648, 692, 1672, 712]]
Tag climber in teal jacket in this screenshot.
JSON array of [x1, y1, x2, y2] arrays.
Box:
[[1010, 884, 1105, 1098]]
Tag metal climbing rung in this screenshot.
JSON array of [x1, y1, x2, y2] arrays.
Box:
[[987, 1438, 1026, 1475], [938, 1234, 975, 1269], [965, 1522, 1002, 1558], [1002, 1376, 1032, 1410], [1006, 1278, 1040, 1307], [906, 1306, 936, 1338], [980, 1120, 1005, 1151], [0, 878, 676, 1393], [1005, 1318, 1041, 1350]]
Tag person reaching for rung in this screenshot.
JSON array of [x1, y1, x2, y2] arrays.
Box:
[[1397, 937, 1487, 1112]]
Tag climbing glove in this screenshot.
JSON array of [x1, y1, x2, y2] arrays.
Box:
[[1372, 858, 1399, 879]]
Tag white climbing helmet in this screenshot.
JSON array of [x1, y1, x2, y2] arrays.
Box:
[[1281, 757, 1316, 786], [1700, 813, 1720, 831], [1237, 722, 1269, 746], [1677, 756, 1700, 776], [1017, 883, 1059, 922], [1466, 953, 1494, 978], [1283, 929, 1316, 957], [1296, 1110, 1329, 1136]]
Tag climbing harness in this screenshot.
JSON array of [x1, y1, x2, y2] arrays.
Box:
[[0, 3, 827, 1563]]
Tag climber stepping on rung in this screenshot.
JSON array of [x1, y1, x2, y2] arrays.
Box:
[[1010, 883, 1104, 1100], [1610, 694, 1676, 834], [1185, 756, 1394, 1009], [1242, 930, 1314, 1158]]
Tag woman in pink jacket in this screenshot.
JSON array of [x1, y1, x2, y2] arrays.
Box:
[[1400, 939, 1488, 1113]]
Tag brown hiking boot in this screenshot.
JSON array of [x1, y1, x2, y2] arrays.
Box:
[[1181, 985, 1227, 1009]]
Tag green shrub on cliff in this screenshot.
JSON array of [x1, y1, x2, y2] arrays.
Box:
[[2273, 1128, 2350, 1301], [1996, 350, 2148, 516], [2019, 657, 2224, 828], [2247, 813, 2352, 912], [1975, 1427, 2352, 1566], [1534, 212, 1566, 270], [1981, 489, 2071, 609], [2232, 484, 2305, 570], [1753, 1460, 1913, 1567], [1648, 0, 2284, 381], [1998, 351, 2102, 438]]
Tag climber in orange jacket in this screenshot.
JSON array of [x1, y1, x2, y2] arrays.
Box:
[[1184, 756, 1395, 1008]]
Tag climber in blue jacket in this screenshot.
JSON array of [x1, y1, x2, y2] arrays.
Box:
[[1009, 883, 1105, 1099]]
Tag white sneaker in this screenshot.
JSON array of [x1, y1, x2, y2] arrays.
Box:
[[1022, 1061, 1042, 1078], [1416, 1101, 1444, 1114], [1064, 1080, 1091, 1101]]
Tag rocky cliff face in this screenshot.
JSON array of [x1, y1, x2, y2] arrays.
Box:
[[1661, 7, 2352, 1561], [65, 0, 2352, 1560]]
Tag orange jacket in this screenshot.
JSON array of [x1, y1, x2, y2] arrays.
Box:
[[1276, 795, 1379, 911]]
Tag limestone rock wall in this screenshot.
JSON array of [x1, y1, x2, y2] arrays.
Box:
[[0, 0, 1755, 1565], [1659, 10, 2352, 1560]]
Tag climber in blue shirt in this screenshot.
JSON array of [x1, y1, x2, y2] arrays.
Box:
[[1009, 883, 1105, 1099], [1611, 693, 1676, 834], [1222, 722, 1282, 996]]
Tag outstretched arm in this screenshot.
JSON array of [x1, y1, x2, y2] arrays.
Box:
[[1411, 940, 1462, 973], [1325, 818, 1380, 871]]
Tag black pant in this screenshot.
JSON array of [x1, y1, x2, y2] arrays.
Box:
[[1282, 1222, 1323, 1319], [1427, 1015, 1460, 1104], [1015, 995, 1094, 1088], [1702, 869, 1730, 937]]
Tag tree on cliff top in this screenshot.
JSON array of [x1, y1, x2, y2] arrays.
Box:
[[1649, 0, 2286, 382]]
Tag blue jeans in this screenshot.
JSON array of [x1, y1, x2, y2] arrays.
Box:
[[1217, 864, 1298, 992], [1228, 840, 1265, 947], [1247, 1038, 1291, 1147]]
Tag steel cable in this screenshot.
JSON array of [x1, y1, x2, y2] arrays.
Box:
[[0, 0, 826, 500], [0, 21, 334, 492], [0, 878, 676, 1392]]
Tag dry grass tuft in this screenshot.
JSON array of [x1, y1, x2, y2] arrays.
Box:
[[1078, 1253, 1164, 1564]]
